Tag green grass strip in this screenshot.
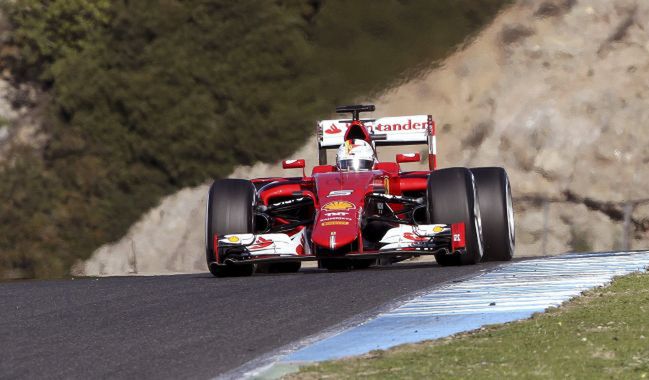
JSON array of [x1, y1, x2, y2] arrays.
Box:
[[290, 272, 649, 379]]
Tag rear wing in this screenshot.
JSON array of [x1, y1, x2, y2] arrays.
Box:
[[316, 115, 437, 170]]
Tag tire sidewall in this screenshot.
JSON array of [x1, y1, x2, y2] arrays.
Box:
[[205, 179, 256, 268], [471, 167, 515, 261], [427, 168, 484, 265]]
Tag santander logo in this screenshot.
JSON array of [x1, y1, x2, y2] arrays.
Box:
[[403, 232, 429, 242], [325, 124, 343, 134], [374, 119, 432, 132], [250, 237, 273, 250]]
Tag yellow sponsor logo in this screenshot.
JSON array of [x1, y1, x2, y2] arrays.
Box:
[[433, 226, 444, 233], [322, 201, 356, 211], [345, 140, 354, 154], [384, 177, 390, 195], [321, 221, 350, 226], [227, 236, 240, 243]]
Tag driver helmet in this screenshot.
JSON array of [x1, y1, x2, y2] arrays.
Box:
[[336, 139, 376, 171]]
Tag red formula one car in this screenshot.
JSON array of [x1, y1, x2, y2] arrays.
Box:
[[205, 105, 514, 277]]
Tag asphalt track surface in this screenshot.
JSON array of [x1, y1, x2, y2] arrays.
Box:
[[0, 261, 503, 379]]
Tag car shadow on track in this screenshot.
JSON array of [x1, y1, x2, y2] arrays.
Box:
[[193, 260, 501, 280]]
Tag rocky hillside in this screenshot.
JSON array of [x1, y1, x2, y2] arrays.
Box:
[[76, 0, 649, 276]]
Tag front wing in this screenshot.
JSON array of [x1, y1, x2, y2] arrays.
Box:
[[212, 223, 466, 266]]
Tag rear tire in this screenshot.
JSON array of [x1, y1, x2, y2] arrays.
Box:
[[471, 167, 515, 261], [206, 179, 256, 277], [426, 168, 484, 266]]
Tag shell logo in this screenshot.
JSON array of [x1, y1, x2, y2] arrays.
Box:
[[322, 201, 356, 211]]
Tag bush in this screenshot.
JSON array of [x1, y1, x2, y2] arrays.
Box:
[[1, 0, 110, 82]]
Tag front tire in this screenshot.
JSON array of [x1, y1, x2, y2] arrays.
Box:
[[206, 179, 256, 277], [471, 167, 515, 261], [426, 168, 484, 266]]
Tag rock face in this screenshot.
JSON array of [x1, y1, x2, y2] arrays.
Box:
[[375, 0, 649, 256], [76, 0, 649, 276]]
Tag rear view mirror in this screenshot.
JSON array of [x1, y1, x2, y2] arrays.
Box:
[[282, 159, 306, 177], [396, 153, 421, 164], [282, 159, 305, 169]]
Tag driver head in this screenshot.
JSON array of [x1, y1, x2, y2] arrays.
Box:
[[336, 139, 376, 171]]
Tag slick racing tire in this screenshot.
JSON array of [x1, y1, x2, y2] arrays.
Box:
[[206, 179, 256, 277], [427, 167, 484, 266], [470, 167, 515, 261]]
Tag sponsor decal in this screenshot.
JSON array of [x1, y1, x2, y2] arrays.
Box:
[[403, 232, 429, 242], [250, 236, 273, 250], [325, 124, 343, 134], [227, 236, 240, 243], [433, 225, 445, 233], [344, 140, 361, 154], [327, 190, 353, 197], [322, 201, 356, 211], [320, 217, 353, 222], [451, 222, 466, 251], [323, 211, 349, 217], [374, 119, 432, 132], [383, 177, 390, 195], [322, 221, 350, 227]]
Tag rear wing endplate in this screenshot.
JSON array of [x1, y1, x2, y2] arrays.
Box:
[[316, 115, 437, 170]]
